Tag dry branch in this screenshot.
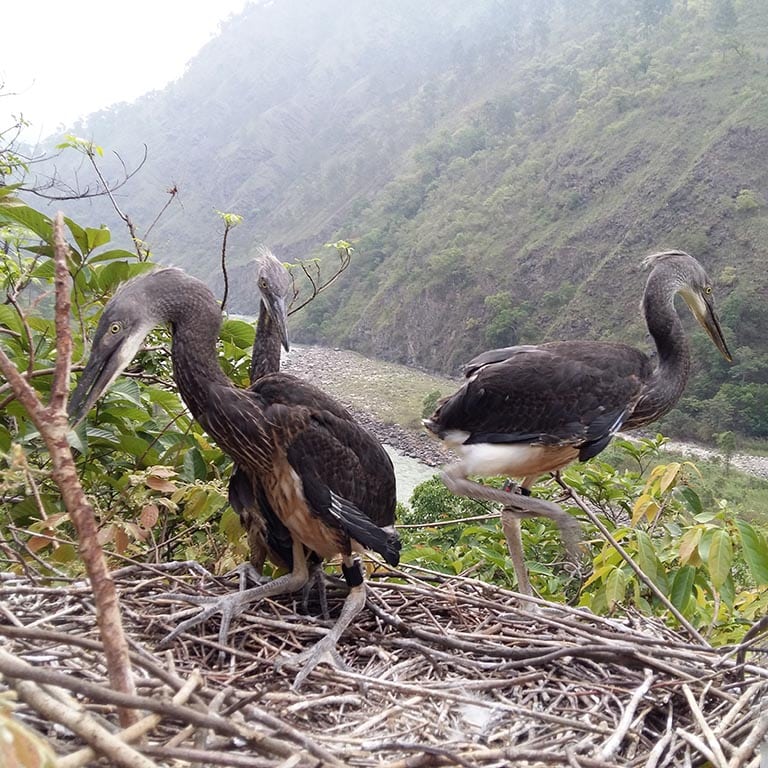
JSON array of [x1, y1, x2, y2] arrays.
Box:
[[0, 564, 764, 766], [0, 213, 138, 726]]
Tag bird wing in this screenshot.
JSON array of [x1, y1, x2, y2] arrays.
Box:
[[462, 345, 541, 377], [435, 341, 651, 459], [252, 372, 353, 419], [278, 408, 399, 565], [250, 375, 399, 565]]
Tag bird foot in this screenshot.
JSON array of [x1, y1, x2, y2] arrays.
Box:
[[275, 634, 350, 689], [157, 568, 311, 664], [156, 590, 252, 663], [225, 562, 270, 592], [301, 566, 331, 620]]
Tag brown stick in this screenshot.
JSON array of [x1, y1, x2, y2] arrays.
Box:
[[0, 213, 138, 726]]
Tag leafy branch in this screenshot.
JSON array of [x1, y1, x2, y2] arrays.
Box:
[[0, 213, 139, 727]]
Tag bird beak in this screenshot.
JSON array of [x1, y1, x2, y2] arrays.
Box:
[[68, 334, 145, 425], [266, 294, 290, 352], [683, 289, 732, 362]]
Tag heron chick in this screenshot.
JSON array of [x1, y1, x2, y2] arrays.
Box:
[[70, 266, 399, 686], [423, 250, 732, 597]]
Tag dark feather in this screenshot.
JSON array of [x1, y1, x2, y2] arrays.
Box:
[[431, 341, 651, 456]]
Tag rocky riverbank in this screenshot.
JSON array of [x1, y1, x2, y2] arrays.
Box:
[[281, 344, 454, 467], [282, 344, 768, 480]]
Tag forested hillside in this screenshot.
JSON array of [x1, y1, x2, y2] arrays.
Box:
[[31, 0, 768, 441]]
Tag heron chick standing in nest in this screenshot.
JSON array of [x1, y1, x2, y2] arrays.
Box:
[[423, 251, 732, 597], [70, 265, 399, 686]]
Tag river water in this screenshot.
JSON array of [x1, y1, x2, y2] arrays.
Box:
[[384, 446, 438, 506]]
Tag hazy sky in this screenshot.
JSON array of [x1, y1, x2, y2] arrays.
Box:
[[3, 1, 248, 142]]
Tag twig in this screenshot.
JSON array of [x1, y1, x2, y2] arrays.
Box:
[[726, 712, 768, 768], [682, 683, 728, 767], [58, 669, 202, 768], [557, 478, 708, 645], [600, 668, 654, 759], [0, 653, 158, 768]]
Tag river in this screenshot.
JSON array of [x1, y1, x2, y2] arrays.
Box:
[[384, 446, 438, 506]]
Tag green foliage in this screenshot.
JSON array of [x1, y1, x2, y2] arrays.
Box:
[[402, 438, 768, 643], [421, 389, 442, 419], [0, 198, 254, 576], [734, 188, 761, 213]]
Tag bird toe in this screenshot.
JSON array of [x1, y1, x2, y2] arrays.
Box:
[[276, 636, 349, 689]]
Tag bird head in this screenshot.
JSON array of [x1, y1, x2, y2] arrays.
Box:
[[68, 268, 198, 425], [643, 250, 732, 362], [254, 247, 291, 352]]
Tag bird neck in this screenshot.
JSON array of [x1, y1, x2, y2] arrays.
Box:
[[642, 268, 691, 404], [162, 288, 234, 420], [250, 300, 282, 382]]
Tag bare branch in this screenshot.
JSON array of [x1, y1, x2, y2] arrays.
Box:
[[0, 214, 140, 727], [24, 145, 148, 202], [288, 243, 352, 316], [49, 214, 72, 412]]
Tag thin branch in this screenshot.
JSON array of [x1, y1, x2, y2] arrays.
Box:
[[143, 184, 178, 240], [25, 145, 147, 202], [0, 213, 140, 727], [82, 147, 146, 259], [556, 477, 708, 646], [220, 223, 232, 312], [0, 649, 158, 768], [58, 669, 202, 768], [288, 244, 353, 316]]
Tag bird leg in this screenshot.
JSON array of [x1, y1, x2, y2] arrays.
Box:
[[276, 556, 367, 689], [301, 562, 330, 620], [441, 464, 582, 563], [500, 512, 533, 598], [157, 539, 310, 661], [228, 562, 271, 592]]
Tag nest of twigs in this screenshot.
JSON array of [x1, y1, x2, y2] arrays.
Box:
[[0, 562, 766, 767]]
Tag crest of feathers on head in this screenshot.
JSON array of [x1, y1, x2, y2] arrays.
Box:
[[641, 250, 690, 271]]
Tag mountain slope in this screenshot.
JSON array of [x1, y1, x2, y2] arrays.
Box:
[[34, 0, 768, 439]]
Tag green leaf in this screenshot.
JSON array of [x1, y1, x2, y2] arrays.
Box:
[[735, 519, 768, 586], [604, 566, 626, 609], [109, 378, 143, 406], [0, 305, 23, 333], [659, 462, 681, 493], [679, 487, 702, 516], [219, 507, 244, 543], [30, 260, 56, 280], [220, 319, 255, 349], [707, 528, 733, 589], [0, 425, 11, 453], [0, 203, 52, 242], [64, 217, 89, 256], [86, 226, 111, 251], [635, 530, 667, 592], [66, 427, 87, 454], [87, 248, 138, 265], [670, 566, 695, 612], [119, 434, 152, 461], [181, 448, 209, 482], [96, 260, 132, 292]]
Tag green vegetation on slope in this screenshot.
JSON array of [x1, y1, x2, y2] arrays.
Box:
[[24, 0, 768, 444]]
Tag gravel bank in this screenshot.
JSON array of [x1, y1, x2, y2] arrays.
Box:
[[281, 345, 452, 466]]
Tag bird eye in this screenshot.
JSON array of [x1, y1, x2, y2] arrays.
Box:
[[705, 286, 712, 295], [259, 277, 268, 289], [109, 322, 121, 334]]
